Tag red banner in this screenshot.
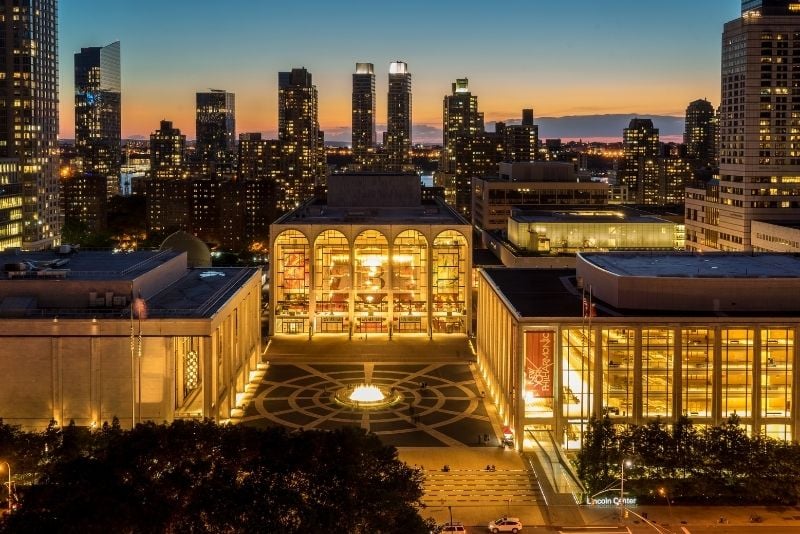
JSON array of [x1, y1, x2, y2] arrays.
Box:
[[525, 331, 554, 398]]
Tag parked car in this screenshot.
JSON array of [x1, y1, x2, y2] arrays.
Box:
[[488, 516, 523, 533], [440, 522, 466, 533]]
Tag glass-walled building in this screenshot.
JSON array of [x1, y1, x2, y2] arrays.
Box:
[[506, 208, 679, 254], [270, 174, 472, 337], [477, 253, 800, 452]]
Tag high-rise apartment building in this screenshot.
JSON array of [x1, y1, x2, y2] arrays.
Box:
[[0, 160, 21, 249], [620, 118, 660, 204], [150, 120, 186, 180], [686, 1, 800, 251], [278, 68, 322, 206], [684, 99, 716, 168], [503, 108, 539, 163], [196, 89, 235, 174], [386, 61, 412, 171], [0, 0, 59, 250], [352, 63, 376, 167], [74, 41, 121, 199], [439, 78, 493, 216]]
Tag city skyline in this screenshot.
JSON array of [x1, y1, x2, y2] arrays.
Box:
[[60, 0, 739, 141]]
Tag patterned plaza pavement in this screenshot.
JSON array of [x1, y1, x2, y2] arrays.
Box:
[[240, 361, 500, 448]]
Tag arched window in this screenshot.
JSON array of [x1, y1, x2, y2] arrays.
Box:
[[313, 230, 350, 333], [354, 230, 389, 332], [432, 230, 467, 333], [392, 230, 428, 333], [273, 230, 310, 334]]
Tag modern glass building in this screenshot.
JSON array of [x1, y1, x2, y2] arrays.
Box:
[[477, 253, 800, 453], [506, 208, 680, 254], [74, 41, 122, 198], [270, 174, 472, 337], [0, 0, 60, 250]]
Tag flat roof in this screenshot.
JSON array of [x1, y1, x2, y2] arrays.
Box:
[[146, 267, 259, 318], [581, 252, 800, 278], [0, 250, 182, 280], [482, 268, 581, 318], [482, 267, 800, 318], [274, 198, 468, 226], [511, 208, 671, 225]]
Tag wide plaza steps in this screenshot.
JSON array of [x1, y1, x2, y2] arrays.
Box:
[[421, 467, 543, 506]]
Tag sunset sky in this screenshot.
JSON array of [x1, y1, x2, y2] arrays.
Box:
[[60, 0, 740, 140]]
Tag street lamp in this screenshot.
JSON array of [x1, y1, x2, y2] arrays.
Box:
[[619, 459, 632, 524], [659, 487, 674, 525], [0, 461, 11, 513]]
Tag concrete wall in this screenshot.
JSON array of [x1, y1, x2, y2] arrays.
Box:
[[327, 174, 421, 208], [0, 270, 262, 430]]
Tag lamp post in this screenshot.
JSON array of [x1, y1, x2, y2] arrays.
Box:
[[0, 461, 11, 513], [620, 459, 632, 524], [659, 487, 674, 526]]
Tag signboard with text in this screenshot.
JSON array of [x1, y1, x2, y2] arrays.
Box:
[[525, 331, 554, 398]]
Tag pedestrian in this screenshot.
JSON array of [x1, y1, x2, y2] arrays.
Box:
[[484, 433, 490, 445]]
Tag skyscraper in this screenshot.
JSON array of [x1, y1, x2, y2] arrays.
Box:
[[686, 1, 800, 251], [0, 0, 59, 250], [196, 89, 235, 174], [74, 41, 121, 199], [684, 99, 716, 168], [620, 118, 660, 204], [278, 68, 322, 206], [352, 63, 376, 167], [386, 61, 412, 171]]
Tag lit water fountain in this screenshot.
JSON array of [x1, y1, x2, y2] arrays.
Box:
[[334, 382, 402, 410]]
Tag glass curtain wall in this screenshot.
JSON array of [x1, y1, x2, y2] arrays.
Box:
[[602, 328, 636, 417], [722, 328, 754, 418], [313, 230, 350, 333], [392, 230, 428, 333], [761, 328, 794, 440], [354, 230, 389, 333], [642, 329, 673, 418], [560, 326, 594, 449], [274, 230, 310, 334], [682, 328, 714, 418], [432, 230, 468, 333]]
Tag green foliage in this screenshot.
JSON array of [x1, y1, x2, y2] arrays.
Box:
[[575, 416, 800, 505], [0, 421, 434, 533]]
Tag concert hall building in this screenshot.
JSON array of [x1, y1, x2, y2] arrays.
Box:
[[477, 252, 800, 451], [269, 174, 472, 338]]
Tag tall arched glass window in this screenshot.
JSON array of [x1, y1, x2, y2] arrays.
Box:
[[393, 230, 428, 333], [354, 230, 389, 333], [432, 230, 467, 333], [274, 230, 310, 334]]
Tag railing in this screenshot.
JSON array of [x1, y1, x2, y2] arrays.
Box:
[[526, 428, 586, 503]]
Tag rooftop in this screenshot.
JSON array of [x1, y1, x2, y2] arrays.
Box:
[[275, 198, 468, 226], [511, 207, 671, 225], [0, 249, 182, 280], [581, 252, 800, 278]]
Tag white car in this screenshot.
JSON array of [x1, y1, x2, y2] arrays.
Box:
[[441, 522, 466, 533], [488, 516, 523, 533]]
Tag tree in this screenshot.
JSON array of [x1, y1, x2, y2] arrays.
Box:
[[576, 415, 619, 495], [0, 421, 435, 533]]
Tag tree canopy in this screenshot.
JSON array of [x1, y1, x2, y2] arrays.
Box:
[[577, 415, 800, 505], [0, 419, 434, 533]]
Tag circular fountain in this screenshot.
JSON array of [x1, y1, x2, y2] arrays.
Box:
[[333, 383, 402, 410]]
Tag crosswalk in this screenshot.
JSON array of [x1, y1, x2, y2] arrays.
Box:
[[421, 468, 543, 506]]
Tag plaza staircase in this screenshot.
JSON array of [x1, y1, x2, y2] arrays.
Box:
[[421, 466, 544, 508]]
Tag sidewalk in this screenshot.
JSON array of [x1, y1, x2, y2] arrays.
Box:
[[581, 503, 800, 531]]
